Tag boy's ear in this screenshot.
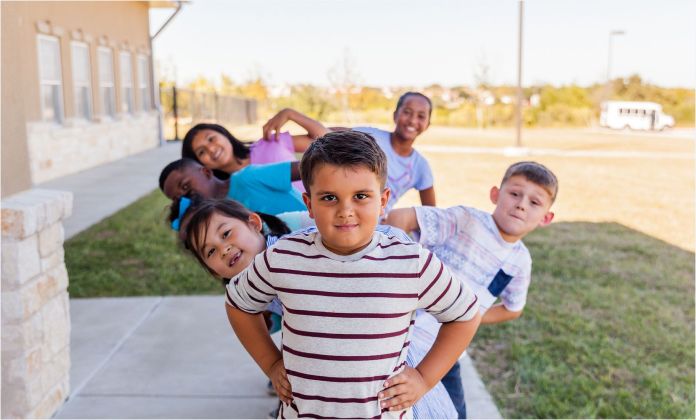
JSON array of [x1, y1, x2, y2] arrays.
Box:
[[248, 212, 263, 232], [490, 186, 500, 205], [302, 193, 315, 219], [538, 211, 554, 227], [380, 187, 391, 217], [201, 166, 213, 179]]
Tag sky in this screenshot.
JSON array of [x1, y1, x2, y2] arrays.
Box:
[[150, 0, 696, 89]]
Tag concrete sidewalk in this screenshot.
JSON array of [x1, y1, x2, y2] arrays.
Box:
[[41, 144, 501, 418], [56, 296, 501, 419], [38, 141, 180, 239]]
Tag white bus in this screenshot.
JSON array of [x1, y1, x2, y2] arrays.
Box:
[[600, 101, 675, 131]]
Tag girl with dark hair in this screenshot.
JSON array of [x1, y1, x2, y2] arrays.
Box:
[[351, 92, 437, 211], [181, 109, 328, 191]]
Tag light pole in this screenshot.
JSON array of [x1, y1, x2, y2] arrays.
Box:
[[515, 0, 524, 148], [605, 30, 625, 101]]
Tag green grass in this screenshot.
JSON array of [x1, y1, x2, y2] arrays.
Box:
[[468, 222, 695, 418], [65, 189, 221, 297], [65, 191, 695, 417]]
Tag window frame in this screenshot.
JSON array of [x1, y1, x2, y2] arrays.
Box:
[[137, 54, 151, 111], [119, 50, 134, 114], [70, 41, 93, 121], [97, 46, 116, 118], [37, 34, 65, 124]]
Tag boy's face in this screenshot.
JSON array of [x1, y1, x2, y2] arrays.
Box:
[[490, 175, 554, 243], [302, 164, 389, 255], [162, 165, 216, 201]]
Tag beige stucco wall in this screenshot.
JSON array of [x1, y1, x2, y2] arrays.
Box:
[[1, 1, 158, 197]]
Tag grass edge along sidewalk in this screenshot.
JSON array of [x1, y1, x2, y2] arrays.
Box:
[[65, 189, 695, 418]]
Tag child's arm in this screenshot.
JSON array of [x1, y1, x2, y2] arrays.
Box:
[[481, 303, 523, 324], [262, 108, 328, 152], [383, 207, 419, 233], [225, 304, 292, 404], [418, 187, 436, 207], [379, 313, 481, 412]]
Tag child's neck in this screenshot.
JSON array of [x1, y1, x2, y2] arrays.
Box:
[[216, 178, 231, 199], [222, 157, 250, 174], [389, 132, 415, 157]]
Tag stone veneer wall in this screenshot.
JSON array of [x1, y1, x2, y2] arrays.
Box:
[[1, 189, 73, 418], [26, 111, 159, 184]]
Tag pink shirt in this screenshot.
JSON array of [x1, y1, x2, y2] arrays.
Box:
[[249, 131, 305, 193]]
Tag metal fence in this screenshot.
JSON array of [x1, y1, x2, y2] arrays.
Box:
[[160, 87, 258, 141]]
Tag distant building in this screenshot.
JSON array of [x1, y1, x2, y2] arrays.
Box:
[[1, 1, 178, 197]]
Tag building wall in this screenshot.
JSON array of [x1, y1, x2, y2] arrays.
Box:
[[1, 1, 159, 197]]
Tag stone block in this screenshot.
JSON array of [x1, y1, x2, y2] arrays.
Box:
[[1, 235, 41, 289], [1, 311, 43, 349], [39, 223, 64, 257], [1, 289, 23, 323], [40, 248, 65, 272], [30, 189, 69, 225], [1, 202, 38, 239], [2, 279, 53, 321], [40, 346, 69, 393], [0, 380, 30, 419], [39, 263, 68, 301], [41, 294, 70, 355], [29, 376, 69, 419]]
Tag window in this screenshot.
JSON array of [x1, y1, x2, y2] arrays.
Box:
[[119, 51, 134, 113], [97, 47, 116, 118], [37, 35, 64, 123], [71, 42, 92, 120], [137, 54, 150, 111]]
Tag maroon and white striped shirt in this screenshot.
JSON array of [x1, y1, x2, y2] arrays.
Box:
[[226, 230, 479, 419]]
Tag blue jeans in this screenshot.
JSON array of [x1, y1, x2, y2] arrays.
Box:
[[441, 360, 466, 419]]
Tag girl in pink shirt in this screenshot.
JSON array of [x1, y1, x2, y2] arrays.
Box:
[[181, 109, 328, 191]]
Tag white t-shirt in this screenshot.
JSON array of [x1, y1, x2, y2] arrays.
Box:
[[354, 127, 434, 211], [415, 205, 532, 312]]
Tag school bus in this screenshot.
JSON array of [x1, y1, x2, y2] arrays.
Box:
[[600, 101, 675, 131]]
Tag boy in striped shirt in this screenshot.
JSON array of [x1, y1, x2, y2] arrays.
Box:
[[224, 131, 481, 419]]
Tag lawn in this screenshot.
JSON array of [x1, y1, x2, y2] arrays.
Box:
[[64, 127, 695, 417]]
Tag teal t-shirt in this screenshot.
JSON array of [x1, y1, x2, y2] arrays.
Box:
[[227, 161, 306, 215]]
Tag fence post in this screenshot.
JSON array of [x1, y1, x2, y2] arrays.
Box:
[[172, 86, 180, 141], [214, 92, 219, 123]]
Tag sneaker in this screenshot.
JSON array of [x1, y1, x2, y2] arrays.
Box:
[[267, 405, 280, 419]]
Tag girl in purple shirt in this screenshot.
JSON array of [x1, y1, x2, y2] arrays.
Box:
[[181, 108, 328, 191]]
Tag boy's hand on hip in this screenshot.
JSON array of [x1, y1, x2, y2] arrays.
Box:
[[269, 358, 293, 404], [378, 366, 429, 411]]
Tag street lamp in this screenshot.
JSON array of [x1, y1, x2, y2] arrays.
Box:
[[515, 0, 524, 148], [605, 30, 625, 101]]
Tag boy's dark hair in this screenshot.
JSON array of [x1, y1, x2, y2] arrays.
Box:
[[395, 91, 433, 119], [158, 158, 199, 191], [182, 123, 252, 162], [501, 161, 559, 203], [299, 131, 387, 193], [171, 195, 290, 281]]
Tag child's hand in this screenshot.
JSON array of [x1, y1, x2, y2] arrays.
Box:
[[377, 366, 429, 412], [262, 109, 291, 141], [269, 358, 293, 404]]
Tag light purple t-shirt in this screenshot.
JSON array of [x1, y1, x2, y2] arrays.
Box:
[[354, 127, 433, 211], [249, 131, 305, 192], [415, 205, 532, 312]]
